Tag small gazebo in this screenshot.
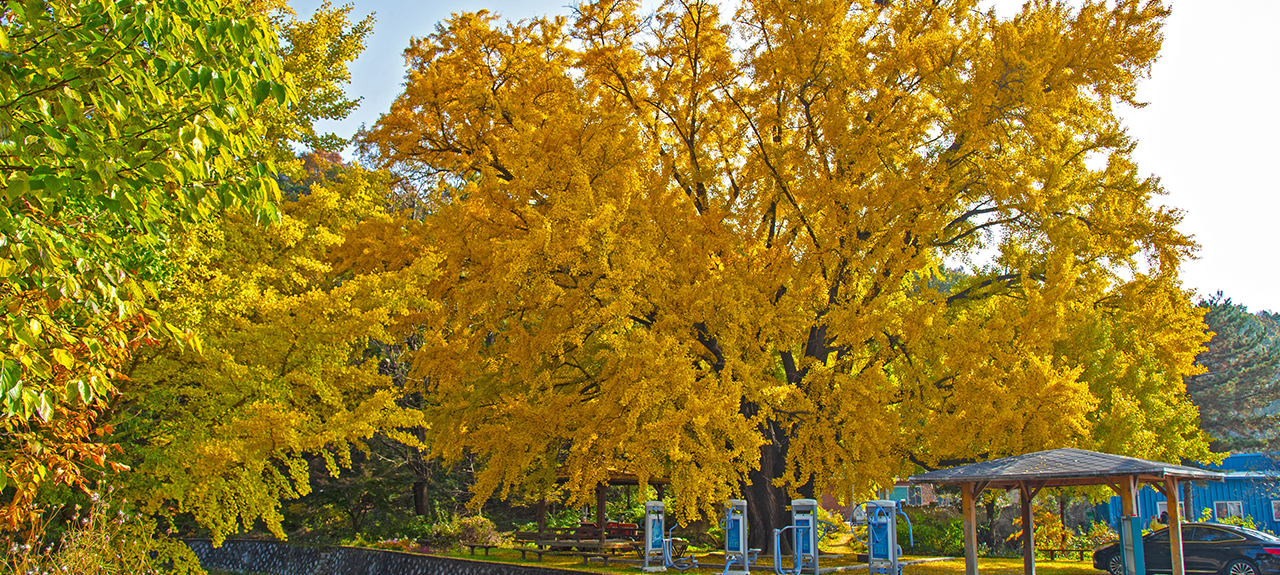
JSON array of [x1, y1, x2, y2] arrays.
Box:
[[540, 469, 670, 546], [909, 448, 1226, 575]]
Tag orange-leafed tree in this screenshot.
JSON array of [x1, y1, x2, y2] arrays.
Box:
[[362, 0, 1213, 548]]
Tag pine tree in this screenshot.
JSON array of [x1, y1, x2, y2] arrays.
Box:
[[1187, 293, 1280, 452]]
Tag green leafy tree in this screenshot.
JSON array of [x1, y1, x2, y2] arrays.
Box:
[[0, 0, 291, 529], [1187, 293, 1280, 452]]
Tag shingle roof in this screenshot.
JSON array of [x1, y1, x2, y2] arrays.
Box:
[[908, 448, 1226, 488]]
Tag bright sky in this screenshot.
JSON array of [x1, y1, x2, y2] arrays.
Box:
[[295, 0, 1280, 313]]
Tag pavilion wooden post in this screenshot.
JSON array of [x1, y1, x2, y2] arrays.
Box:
[[1019, 483, 1035, 575], [1111, 476, 1138, 575], [1166, 477, 1185, 575], [1118, 476, 1136, 516], [596, 483, 608, 547], [962, 483, 979, 575]]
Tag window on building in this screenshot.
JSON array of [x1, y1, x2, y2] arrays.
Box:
[[1156, 502, 1185, 519], [1215, 501, 1244, 520], [1272, 500, 1280, 522]]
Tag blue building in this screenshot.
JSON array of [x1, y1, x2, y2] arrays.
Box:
[[1097, 453, 1280, 531]]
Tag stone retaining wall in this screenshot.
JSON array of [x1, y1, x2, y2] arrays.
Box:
[[185, 539, 590, 575]]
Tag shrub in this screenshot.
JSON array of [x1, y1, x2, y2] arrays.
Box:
[[906, 517, 964, 555], [1214, 513, 1271, 533], [1007, 503, 1072, 553], [368, 538, 425, 552], [901, 508, 964, 556], [414, 515, 460, 549], [2, 498, 202, 575], [1069, 521, 1118, 549], [457, 515, 507, 546]]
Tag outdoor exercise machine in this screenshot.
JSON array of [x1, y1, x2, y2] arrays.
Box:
[[1117, 515, 1145, 575], [642, 500, 699, 572], [772, 498, 826, 575], [722, 499, 759, 575], [643, 501, 666, 572], [850, 499, 914, 575]]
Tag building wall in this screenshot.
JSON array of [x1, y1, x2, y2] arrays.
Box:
[[1097, 454, 1280, 532]]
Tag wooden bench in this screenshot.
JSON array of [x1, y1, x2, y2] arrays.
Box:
[[559, 551, 614, 566], [1044, 548, 1090, 561], [533, 538, 638, 552], [516, 547, 548, 562], [463, 543, 499, 556]]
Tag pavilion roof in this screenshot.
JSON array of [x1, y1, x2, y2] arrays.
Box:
[[908, 448, 1226, 489], [554, 468, 671, 486]]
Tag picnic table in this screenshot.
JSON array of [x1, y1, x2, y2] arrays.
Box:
[[515, 522, 641, 545], [513, 522, 643, 562]]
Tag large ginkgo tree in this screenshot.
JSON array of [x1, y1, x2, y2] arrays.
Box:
[[363, 0, 1213, 547]]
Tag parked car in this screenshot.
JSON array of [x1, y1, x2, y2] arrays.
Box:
[[1093, 522, 1280, 575]]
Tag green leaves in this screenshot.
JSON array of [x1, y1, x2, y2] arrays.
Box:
[[0, 0, 295, 409], [0, 360, 20, 401], [0, 0, 295, 528], [253, 80, 272, 105]]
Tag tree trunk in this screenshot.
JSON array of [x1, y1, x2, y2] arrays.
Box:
[[410, 424, 431, 518], [733, 315, 834, 555], [413, 480, 429, 517], [984, 495, 998, 548], [1058, 494, 1069, 548], [1183, 482, 1194, 521], [743, 419, 792, 553]]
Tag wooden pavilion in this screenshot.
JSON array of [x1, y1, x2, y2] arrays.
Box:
[[532, 470, 670, 549], [909, 448, 1226, 575]]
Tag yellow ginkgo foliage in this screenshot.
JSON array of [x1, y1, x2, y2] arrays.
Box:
[[362, 0, 1213, 543], [117, 162, 440, 544]]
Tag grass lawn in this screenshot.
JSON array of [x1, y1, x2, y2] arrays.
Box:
[[909, 557, 1101, 575], [437, 547, 1104, 575], [200, 548, 1103, 575]]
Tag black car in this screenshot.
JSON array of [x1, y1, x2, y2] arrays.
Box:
[[1093, 522, 1280, 575]]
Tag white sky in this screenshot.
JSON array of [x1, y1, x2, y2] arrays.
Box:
[[295, 0, 1280, 313]]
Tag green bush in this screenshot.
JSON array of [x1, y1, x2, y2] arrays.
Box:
[[902, 514, 964, 556], [1068, 521, 1118, 549], [457, 515, 508, 546], [413, 515, 461, 549], [892, 508, 964, 556]]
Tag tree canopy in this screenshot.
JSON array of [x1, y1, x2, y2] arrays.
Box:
[[94, 2, 443, 545], [1187, 293, 1280, 452], [118, 160, 439, 544], [362, 0, 1214, 537], [0, 0, 1228, 555], [0, 0, 291, 528]]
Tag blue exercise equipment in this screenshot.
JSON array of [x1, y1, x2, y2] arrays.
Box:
[[849, 500, 914, 575], [772, 499, 823, 575], [641, 500, 699, 572], [722, 499, 760, 575]]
